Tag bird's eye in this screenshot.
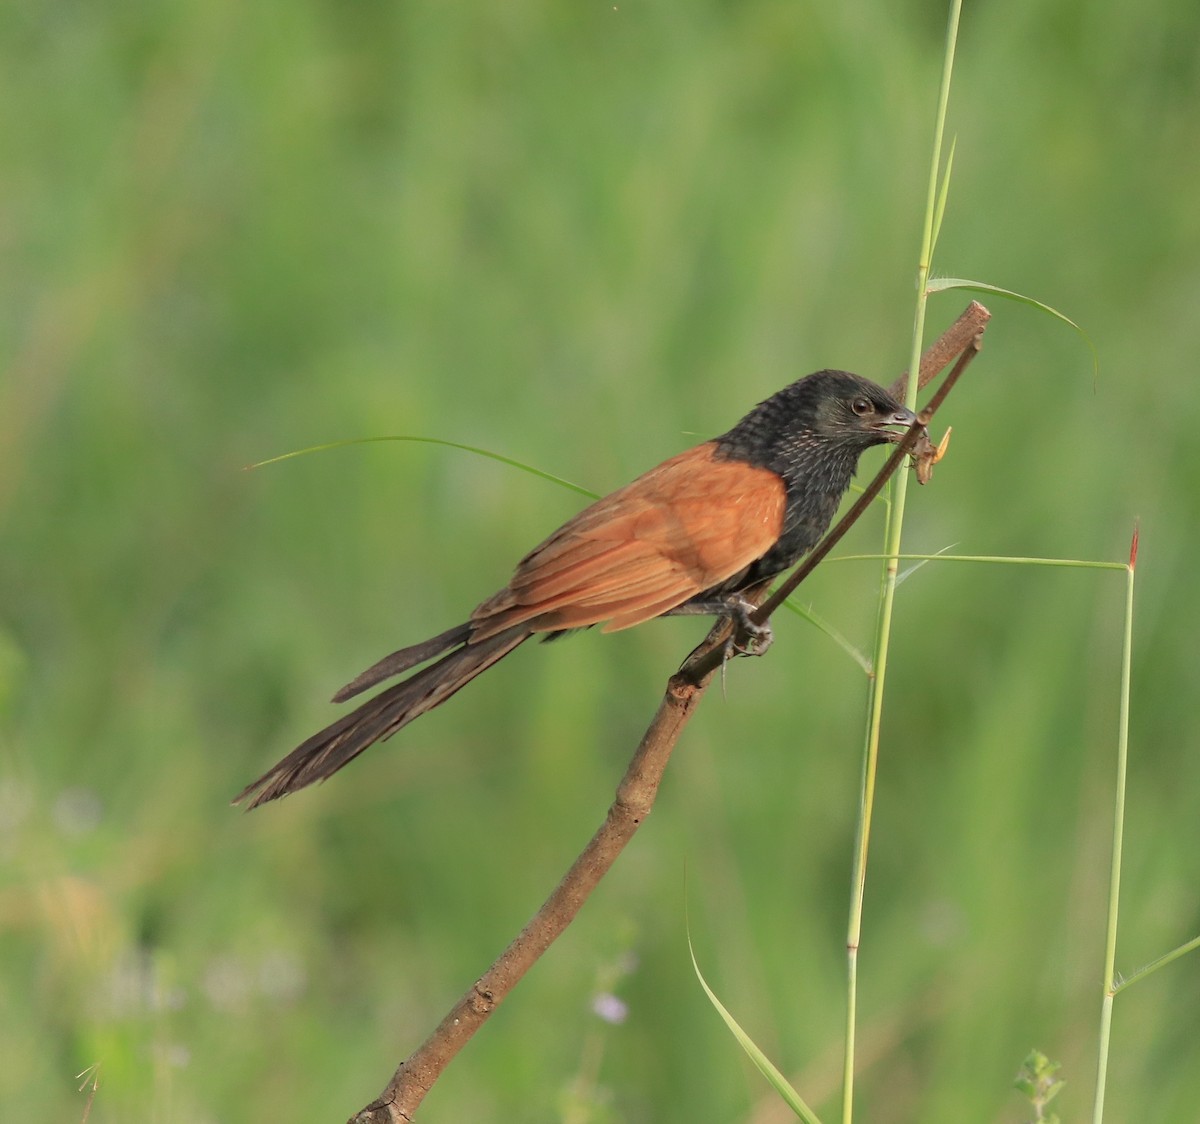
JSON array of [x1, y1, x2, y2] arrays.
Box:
[[850, 397, 873, 417]]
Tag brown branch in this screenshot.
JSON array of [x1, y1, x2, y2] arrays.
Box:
[[349, 643, 728, 1124], [888, 299, 991, 401], [347, 303, 989, 1123]]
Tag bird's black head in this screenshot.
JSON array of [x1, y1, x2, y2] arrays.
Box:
[[791, 369, 916, 447], [716, 369, 917, 487]]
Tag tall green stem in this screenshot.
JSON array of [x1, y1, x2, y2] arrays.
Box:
[[841, 3, 962, 1121], [1091, 543, 1137, 1124]]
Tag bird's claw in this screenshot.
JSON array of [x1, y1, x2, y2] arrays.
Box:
[[715, 604, 772, 698], [726, 601, 773, 659]]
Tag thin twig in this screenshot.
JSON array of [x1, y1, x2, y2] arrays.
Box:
[[888, 299, 990, 401], [347, 305, 988, 1123], [349, 640, 729, 1123]]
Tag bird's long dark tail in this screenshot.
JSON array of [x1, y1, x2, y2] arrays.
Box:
[[234, 622, 529, 809]]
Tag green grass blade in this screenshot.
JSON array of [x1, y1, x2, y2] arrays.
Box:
[[829, 553, 1127, 572], [926, 276, 1082, 328], [1113, 934, 1200, 995], [1092, 532, 1138, 1124], [931, 135, 957, 250], [1108, 935, 1200, 993], [246, 435, 600, 500], [782, 599, 873, 674], [895, 542, 958, 587], [844, 2, 964, 1116], [846, 480, 892, 508], [927, 277, 1098, 377], [688, 933, 823, 1124]]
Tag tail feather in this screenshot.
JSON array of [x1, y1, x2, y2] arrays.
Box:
[[332, 622, 472, 702], [234, 625, 529, 809]]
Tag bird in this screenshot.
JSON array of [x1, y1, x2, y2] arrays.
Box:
[[235, 369, 917, 809]]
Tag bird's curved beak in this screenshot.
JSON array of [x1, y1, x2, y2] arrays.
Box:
[[873, 407, 920, 443]]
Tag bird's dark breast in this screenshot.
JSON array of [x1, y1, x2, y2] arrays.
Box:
[[750, 486, 844, 576]]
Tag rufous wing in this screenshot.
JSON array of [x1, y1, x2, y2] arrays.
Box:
[[469, 442, 786, 639]]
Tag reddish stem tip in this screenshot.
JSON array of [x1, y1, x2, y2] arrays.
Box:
[[1129, 520, 1140, 571]]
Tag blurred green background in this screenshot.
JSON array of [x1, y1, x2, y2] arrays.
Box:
[[4, 1, 1200, 1120]]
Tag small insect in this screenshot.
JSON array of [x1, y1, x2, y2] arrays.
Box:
[[911, 426, 952, 485]]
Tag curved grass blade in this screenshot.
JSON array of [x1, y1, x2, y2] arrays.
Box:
[[687, 931, 823, 1124], [245, 435, 599, 500], [847, 480, 892, 509], [927, 277, 1098, 378], [931, 135, 957, 251], [782, 599, 872, 674], [896, 542, 959, 587]]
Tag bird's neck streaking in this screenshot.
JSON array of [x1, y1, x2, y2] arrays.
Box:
[[714, 374, 879, 498]]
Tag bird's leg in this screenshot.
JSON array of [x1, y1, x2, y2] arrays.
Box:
[[666, 596, 774, 658], [726, 596, 774, 658]]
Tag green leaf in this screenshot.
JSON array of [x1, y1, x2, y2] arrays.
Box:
[[1014, 1050, 1066, 1117]]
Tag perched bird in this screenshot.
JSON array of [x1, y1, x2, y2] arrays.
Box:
[[235, 369, 916, 808]]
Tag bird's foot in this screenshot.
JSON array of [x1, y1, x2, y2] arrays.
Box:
[[668, 595, 773, 683], [723, 597, 773, 659]]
